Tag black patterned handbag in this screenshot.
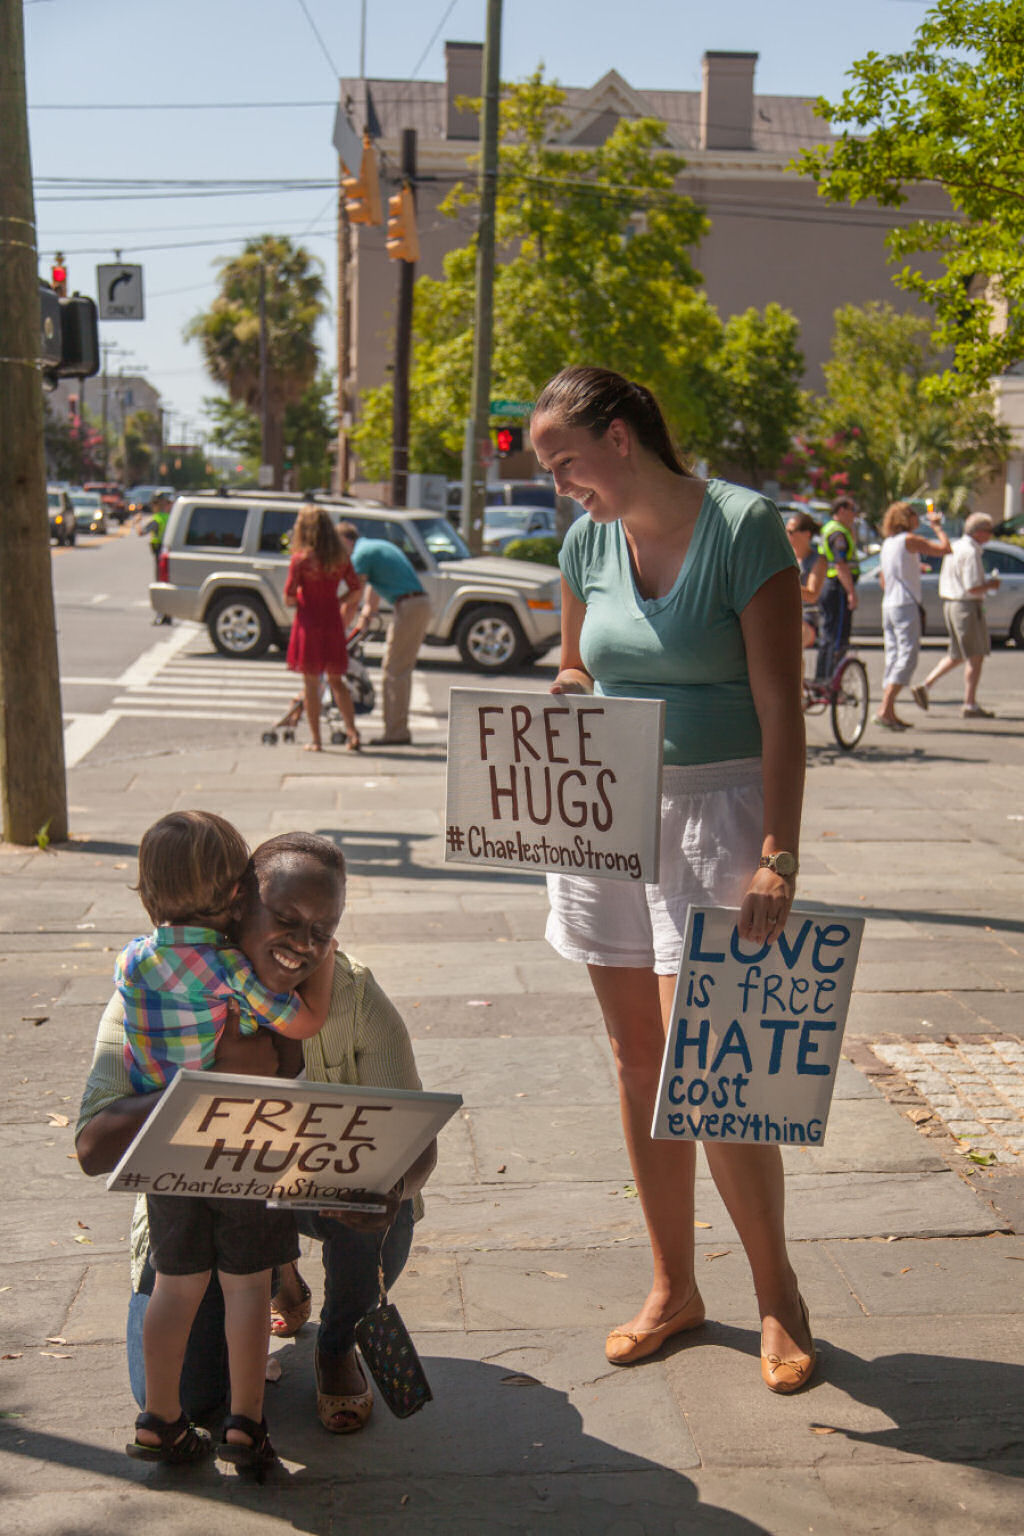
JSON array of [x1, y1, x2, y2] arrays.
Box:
[[353, 1241, 432, 1419]]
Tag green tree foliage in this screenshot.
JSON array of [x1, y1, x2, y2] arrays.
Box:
[[186, 235, 326, 487], [202, 371, 336, 489], [706, 304, 805, 488], [123, 408, 162, 483], [780, 302, 1009, 518], [797, 0, 1024, 391], [354, 72, 721, 476]]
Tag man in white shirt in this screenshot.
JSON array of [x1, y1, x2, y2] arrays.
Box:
[[917, 512, 1000, 718]]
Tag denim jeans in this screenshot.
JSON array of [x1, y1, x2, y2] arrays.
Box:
[[126, 1200, 415, 1415], [816, 581, 853, 679]]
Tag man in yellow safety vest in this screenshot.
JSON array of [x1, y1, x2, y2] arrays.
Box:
[[815, 495, 860, 680]]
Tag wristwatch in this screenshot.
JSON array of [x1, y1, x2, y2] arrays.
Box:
[[759, 851, 799, 879]]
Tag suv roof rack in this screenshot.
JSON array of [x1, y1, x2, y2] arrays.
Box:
[[191, 487, 388, 508]]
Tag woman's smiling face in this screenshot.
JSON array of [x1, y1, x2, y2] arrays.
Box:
[[530, 413, 630, 523], [233, 854, 344, 993]]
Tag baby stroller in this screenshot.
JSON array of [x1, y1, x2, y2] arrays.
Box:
[[261, 626, 376, 746]]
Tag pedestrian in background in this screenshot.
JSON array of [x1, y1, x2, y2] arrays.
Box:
[[785, 511, 825, 654], [814, 495, 860, 680], [531, 366, 815, 1395], [917, 512, 1000, 719], [136, 490, 173, 625], [339, 522, 431, 747], [284, 505, 362, 752], [874, 500, 951, 730]]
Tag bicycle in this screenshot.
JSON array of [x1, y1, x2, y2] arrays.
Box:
[[803, 648, 869, 751]]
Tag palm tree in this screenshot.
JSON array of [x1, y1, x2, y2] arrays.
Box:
[[185, 236, 326, 488]]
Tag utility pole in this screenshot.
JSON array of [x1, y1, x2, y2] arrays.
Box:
[[335, 171, 351, 493], [0, 0, 68, 843], [390, 128, 417, 509], [462, 0, 502, 554], [258, 260, 273, 488]]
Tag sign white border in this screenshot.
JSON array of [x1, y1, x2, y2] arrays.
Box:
[[445, 687, 665, 883]]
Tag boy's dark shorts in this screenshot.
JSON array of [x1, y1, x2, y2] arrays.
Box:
[[147, 1193, 299, 1276]]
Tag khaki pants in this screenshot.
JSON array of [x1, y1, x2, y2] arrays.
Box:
[[382, 593, 431, 738]]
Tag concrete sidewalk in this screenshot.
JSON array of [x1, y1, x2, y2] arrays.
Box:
[[1, 649, 1023, 1534]]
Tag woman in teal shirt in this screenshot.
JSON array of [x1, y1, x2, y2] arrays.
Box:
[[531, 366, 814, 1394]]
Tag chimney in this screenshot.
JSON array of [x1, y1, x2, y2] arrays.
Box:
[[445, 41, 484, 140], [699, 51, 757, 151]]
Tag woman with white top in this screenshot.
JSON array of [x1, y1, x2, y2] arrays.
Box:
[[875, 501, 950, 730]]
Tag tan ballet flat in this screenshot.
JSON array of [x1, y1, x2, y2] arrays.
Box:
[[605, 1286, 706, 1365], [315, 1347, 374, 1434], [761, 1294, 817, 1394]]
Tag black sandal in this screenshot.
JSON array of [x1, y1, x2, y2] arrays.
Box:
[[217, 1414, 276, 1481], [126, 1411, 213, 1464]]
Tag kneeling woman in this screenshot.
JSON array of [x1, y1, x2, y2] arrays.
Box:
[[531, 366, 815, 1392]]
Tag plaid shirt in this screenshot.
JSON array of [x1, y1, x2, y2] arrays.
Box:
[[116, 925, 300, 1094]]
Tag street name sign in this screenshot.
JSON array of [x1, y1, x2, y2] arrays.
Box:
[[489, 399, 532, 418], [106, 1070, 462, 1210], [652, 906, 864, 1146], [445, 687, 664, 883]]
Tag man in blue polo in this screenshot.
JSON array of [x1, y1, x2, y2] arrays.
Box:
[[815, 495, 860, 680], [339, 523, 432, 747]]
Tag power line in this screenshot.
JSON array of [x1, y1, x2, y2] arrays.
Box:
[[294, 0, 340, 78]]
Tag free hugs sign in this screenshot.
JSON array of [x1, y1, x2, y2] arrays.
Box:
[[107, 1073, 462, 1209], [445, 688, 665, 883], [652, 906, 864, 1146]]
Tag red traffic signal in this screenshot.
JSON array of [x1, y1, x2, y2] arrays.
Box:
[[51, 253, 67, 297], [495, 426, 523, 456]]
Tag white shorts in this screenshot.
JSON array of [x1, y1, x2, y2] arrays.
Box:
[[546, 757, 764, 975]]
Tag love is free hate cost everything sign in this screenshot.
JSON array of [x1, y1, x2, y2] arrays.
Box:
[[653, 906, 864, 1146]]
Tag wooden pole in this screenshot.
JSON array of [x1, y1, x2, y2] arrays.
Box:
[[390, 128, 417, 509], [335, 163, 351, 494], [0, 0, 68, 844]]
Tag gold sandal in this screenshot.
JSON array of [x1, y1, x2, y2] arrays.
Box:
[[270, 1263, 312, 1338], [315, 1347, 373, 1434]]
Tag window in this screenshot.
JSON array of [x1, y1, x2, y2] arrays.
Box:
[[410, 517, 470, 563], [259, 509, 296, 553], [184, 505, 247, 549], [984, 549, 1024, 575]]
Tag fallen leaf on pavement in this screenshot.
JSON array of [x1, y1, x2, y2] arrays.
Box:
[[264, 1355, 282, 1383], [694, 1220, 712, 1228], [811, 1425, 836, 1435], [40, 1351, 72, 1359], [73, 1235, 92, 1245], [539, 1271, 567, 1280], [45, 1336, 67, 1345], [907, 1108, 932, 1124], [899, 1268, 912, 1275], [704, 1250, 731, 1261], [501, 1373, 540, 1387], [466, 1000, 492, 1007], [21, 1016, 48, 1025], [496, 1164, 506, 1174], [77, 1221, 89, 1230], [400, 1495, 410, 1506], [47, 1113, 70, 1127], [2, 1354, 23, 1361]]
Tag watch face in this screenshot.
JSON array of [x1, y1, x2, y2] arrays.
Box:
[[774, 852, 798, 877]]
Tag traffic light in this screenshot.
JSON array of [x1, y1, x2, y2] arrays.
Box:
[[495, 426, 523, 457], [386, 183, 419, 263], [342, 136, 382, 226], [51, 253, 67, 297]]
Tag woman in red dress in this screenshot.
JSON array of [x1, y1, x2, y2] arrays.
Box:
[[284, 505, 362, 752]]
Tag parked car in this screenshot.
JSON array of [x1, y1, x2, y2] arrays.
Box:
[[124, 484, 176, 519], [47, 486, 76, 546], [149, 492, 563, 671], [68, 490, 107, 536], [84, 481, 127, 522], [856, 539, 1024, 645], [483, 505, 558, 553]]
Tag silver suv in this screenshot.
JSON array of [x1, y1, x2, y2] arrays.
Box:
[[149, 493, 563, 672]]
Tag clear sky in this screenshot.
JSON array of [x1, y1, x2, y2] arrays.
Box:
[[23, 0, 930, 444]]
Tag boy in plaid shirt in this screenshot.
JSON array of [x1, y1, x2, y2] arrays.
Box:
[[117, 811, 335, 1471]]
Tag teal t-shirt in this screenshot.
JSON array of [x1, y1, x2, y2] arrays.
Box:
[[558, 479, 796, 767], [350, 537, 424, 603]]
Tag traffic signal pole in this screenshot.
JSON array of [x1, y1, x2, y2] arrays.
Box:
[[390, 128, 416, 509], [462, 0, 502, 555], [0, 0, 69, 845]]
